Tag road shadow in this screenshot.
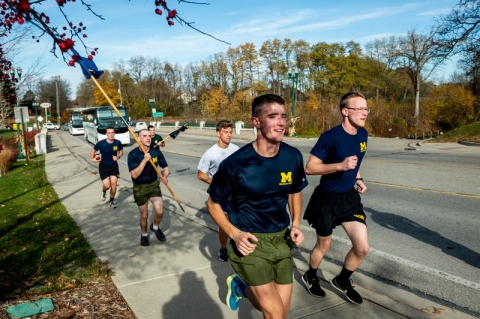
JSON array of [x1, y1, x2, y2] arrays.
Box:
[[162, 271, 223, 318], [367, 207, 480, 268]]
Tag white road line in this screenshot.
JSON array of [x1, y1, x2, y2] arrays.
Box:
[[302, 227, 480, 290]]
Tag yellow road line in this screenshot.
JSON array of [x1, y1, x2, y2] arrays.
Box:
[[368, 181, 480, 199]]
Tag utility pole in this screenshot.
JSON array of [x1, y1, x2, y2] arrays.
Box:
[[118, 79, 123, 106], [56, 80, 61, 125]]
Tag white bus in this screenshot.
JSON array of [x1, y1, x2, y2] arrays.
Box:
[[83, 106, 131, 145], [69, 112, 85, 135]]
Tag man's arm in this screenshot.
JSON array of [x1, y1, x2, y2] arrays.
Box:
[[161, 166, 169, 184], [130, 152, 151, 179], [90, 148, 100, 163], [197, 170, 212, 184], [288, 192, 305, 246], [355, 171, 367, 194], [305, 154, 358, 176], [113, 149, 123, 162]]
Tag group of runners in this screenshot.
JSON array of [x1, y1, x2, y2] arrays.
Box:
[[90, 91, 370, 318]]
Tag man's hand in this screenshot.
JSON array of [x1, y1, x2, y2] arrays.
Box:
[[143, 152, 152, 163], [356, 179, 367, 194], [340, 155, 358, 171], [290, 226, 305, 246], [232, 231, 258, 256]]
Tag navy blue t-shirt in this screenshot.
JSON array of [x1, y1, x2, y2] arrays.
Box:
[[94, 139, 123, 166], [310, 125, 368, 192], [127, 147, 168, 184], [209, 142, 308, 233]]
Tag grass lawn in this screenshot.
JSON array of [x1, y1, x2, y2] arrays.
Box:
[[425, 121, 480, 143], [0, 154, 111, 300]]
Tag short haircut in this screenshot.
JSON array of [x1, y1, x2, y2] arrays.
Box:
[[106, 126, 115, 132], [148, 125, 155, 129], [339, 91, 367, 111], [252, 94, 285, 117], [216, 120, 233, 131], [138, 129, 149, 136]]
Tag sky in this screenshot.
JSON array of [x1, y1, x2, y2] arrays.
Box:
[[13, 0, 459, 99]]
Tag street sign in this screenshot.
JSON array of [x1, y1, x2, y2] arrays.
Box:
[[152, 108, 156, 113], [37, 116, 44, 122], [14, 107, 29, 123], [40, 102, 51, 108], [153, 112, 164, 117]]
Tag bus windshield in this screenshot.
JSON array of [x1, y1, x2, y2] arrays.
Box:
[[97, 109, 129, 134], [71, 114, 83, 128]]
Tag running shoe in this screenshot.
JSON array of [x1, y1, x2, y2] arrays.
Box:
[[218, 248, 228, 262], [140, 235, 150, 246], [226, 274, 244, 311], [101, 190, 106, 201], [331, 276, 363, 304], [302, 272, 326, 297], [108, 201, 116, 209], [150, 223, 166, 241]]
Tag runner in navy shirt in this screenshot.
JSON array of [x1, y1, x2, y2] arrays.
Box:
[[302, 91, 369, 305], [90, 126, 123, 208], [208, 94, 308, 317], [128, 129, 169, 247]]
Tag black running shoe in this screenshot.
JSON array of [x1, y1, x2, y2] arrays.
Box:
[[150, 224, 166, 241], [140, 235, 150, 246], [108, 201, 116, 209], [331, 276, 363, 304], [218, 248, 228, 262], [302, 272, 326, 297]]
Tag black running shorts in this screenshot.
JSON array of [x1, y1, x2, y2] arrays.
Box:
[[99, 163, 120, 180], [303, 186, 366, 237]]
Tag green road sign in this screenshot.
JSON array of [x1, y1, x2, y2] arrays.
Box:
[[153, 112, 164, 117]]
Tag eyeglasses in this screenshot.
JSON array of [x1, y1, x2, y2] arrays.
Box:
[[344, 107, 370, 114]]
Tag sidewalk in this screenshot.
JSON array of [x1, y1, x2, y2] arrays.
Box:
[[45, 132, 475, 319]]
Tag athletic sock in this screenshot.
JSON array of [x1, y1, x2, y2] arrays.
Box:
[[142, 233, 148, 237], [110, 197, 114, 202], [152, 224, 159, 230], [307, 266, 317, 278], [235, 280, 248, 298], [337, 266, 354, 285]]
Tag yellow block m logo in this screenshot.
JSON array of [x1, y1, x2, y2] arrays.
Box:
[[360, 142, 367, 152], [151, 157, 158, 164], [113, 146, 118, 151], [279, 172, 292, 185]]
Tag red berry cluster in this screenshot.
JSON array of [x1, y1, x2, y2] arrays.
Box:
[[154, 0, 177, 26], [0, 0, 190, 73], [0, 0, 31, 29]]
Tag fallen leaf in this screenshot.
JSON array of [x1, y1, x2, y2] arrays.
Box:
[[433, 307, 445, 314]]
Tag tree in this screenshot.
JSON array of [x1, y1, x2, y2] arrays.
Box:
[[433, 0, 480, 119], [423, 84, 476, 129], [75, 78, 95, 107], [35, 76, 72, 120], [396, 29, 448, 123], [433, 0, 480, 55]]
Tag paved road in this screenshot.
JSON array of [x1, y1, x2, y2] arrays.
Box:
[[61, 129, 480, 316]]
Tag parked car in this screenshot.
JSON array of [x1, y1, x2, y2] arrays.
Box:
[[44, 122, 61, 130], [61, 123, 70, 131], [131, 121, 148, 133]]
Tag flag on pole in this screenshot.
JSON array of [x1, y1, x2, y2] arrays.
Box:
[[169, 123, 189, 139], [71, 48, 104, 79]]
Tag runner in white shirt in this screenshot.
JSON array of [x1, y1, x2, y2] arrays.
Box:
[[197, 120, 239, 261]]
